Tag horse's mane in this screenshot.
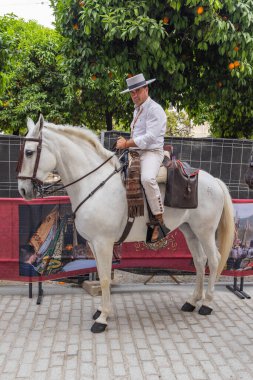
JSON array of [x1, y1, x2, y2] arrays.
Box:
[[44, 122, 116, 162]]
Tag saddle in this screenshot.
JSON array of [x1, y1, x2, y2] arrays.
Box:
[[163, 159, 199, 209], [123, 146, 199, 212]]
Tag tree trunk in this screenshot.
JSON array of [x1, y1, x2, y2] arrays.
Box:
[[105, 110, 113, 131]]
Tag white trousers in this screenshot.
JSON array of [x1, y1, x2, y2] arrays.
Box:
[[139, 149, 164, 216]]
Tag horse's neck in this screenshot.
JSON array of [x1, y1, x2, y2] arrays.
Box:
[[45, 128, 115, 188]]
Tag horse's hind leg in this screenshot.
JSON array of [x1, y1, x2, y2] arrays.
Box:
[[197, 236, 220, 315], [89, 239, 114, 333], [180, 224, 207, 312]]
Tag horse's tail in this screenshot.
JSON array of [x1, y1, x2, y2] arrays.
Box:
[[215, 178, 235, 276]]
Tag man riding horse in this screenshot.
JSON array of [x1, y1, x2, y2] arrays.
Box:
[[116, 73, 169, 243]]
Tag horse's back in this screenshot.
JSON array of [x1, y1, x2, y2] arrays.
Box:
[[187, 170, 227, 229]]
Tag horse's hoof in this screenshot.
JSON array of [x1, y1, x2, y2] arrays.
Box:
[[181, 302, 196, 312], [91, 322, 107, 333], [93, 310, 101, 320], [199, 305, 213, 315]]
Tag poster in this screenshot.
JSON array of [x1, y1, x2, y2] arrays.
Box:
[[19, 203, 97, 277], [0, 197, 252, 282], [226, 200, 253, 272]]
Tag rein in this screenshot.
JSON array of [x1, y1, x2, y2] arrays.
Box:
[[43, 153, 118, 196], [73, 164, 123, 217]]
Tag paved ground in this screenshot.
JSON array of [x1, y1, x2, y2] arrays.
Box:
[[0, 278, 252, 380]]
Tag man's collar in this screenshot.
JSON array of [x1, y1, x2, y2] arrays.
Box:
[[134, 96, 151, 110]]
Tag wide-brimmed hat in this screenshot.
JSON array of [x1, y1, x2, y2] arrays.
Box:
[[120, 73, 156, 94]]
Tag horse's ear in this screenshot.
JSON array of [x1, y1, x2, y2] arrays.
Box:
[[28, 114, 44, 137], [36, 114, 44, 132], [27, 117, 35, 131], [26, 115, 44, 135]]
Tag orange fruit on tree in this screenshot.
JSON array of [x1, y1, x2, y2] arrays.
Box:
[[162, 17, 169, 25], [73, 23, 79, 30], [234, 61, 240, 68], [91, 74, 97, 81], [197, 6, 204, 15], [233, 46, 239, 52], [228, 63, 235, 70]]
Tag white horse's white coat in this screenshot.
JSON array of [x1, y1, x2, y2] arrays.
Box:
[[18, 116, 235, 331]]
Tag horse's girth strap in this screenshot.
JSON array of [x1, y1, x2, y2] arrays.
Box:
[[115, 216, 135, 245]]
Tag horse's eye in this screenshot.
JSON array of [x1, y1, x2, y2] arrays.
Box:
[[25, 150, 34, 157]]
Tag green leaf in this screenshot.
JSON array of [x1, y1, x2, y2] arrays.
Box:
[[85, 24, 91, 35]]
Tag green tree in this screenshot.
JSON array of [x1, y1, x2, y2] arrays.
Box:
[[0, 16, 12, 95], [0, 15, 69, 135], [51, 0, 253, 137], [166, 108, 193, 137]]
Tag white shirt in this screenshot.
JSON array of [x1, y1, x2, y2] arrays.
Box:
[[131, 97, 167, 150]]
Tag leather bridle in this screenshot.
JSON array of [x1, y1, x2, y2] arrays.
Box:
[[16, 136, 44, 190]]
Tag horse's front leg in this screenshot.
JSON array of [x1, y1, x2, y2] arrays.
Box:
[[89, 239, 114, 333]]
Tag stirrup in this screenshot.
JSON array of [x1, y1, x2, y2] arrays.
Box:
[[146, 222, 170, 244]]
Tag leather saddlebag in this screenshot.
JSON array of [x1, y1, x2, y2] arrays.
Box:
[[164, 160, 199, 209]]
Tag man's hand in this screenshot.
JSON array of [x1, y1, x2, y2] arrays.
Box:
[[116, 136, 127, 149]]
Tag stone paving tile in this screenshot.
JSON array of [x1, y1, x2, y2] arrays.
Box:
[[0, 283, 252, 379]]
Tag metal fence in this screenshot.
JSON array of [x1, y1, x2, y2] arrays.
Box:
[[101, 131, 253, 199], [0, 135, 20, 198], [0, 132, 252, 199]]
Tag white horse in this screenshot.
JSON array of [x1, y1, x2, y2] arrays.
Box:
[[17, 115, 234, 333]]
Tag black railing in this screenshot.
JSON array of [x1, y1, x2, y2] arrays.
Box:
[[0, 132, 252, 199]]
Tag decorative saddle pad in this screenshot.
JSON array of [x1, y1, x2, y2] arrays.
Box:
[[126, 151, 144, 217]]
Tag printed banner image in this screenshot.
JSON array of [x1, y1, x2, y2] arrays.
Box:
[[0, 197, 252, 282], [226, 201, 253, 272], [19, 203, 96, 277]]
